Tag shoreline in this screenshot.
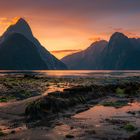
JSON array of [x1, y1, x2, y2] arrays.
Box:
[[1, 76, 140, 139]]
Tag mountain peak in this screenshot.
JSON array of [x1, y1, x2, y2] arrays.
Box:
[[90, 40, 108, 46], [112, 32, 124, 36], [107, 32, 131, 50], [13, 18, 32, 33], [15, 18, 28, 25], [0, 17, 67, 70], [1, 18, 33, 41], [110, 32, 128, 40], [86, 40, 108, 53], [13, 18, 31, 31]]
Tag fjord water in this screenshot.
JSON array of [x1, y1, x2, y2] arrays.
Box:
[[1, 70, 140, 78]]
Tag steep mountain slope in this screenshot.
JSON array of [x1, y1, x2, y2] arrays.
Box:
[[61, 40, 108, 69], [100, 32, 140, 70], [0, 33, 48, 70], [62, 32, 140, 70], [0, 18, 67, 70]]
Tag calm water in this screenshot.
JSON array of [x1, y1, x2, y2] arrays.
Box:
[[1, 70, 140, 78]]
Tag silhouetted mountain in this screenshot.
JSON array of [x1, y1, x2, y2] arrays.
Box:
[[62, 32, 140, 70], [130, 38, 140, 51], [62, 40, 108, 69], [1, 18, 33, 41], [100, 32, 140, 70], [0, 33, 48, 70], [0, 18, 67, 70]]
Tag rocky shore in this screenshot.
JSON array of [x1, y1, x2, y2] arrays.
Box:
[[1, 76, 140, 139], [25, 80, 140, 120]]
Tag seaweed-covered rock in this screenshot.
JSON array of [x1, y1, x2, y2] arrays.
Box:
[[25, 82, 140, 120]]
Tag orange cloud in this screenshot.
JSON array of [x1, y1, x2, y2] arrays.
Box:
[[88, 37, 102, 42], [113, 27, 140, 38], [51, 49, 82, 59], [0, 17, 9, 25], [0, 17, 27, 36], [0, 17, 20, 28], [0, 17, 8, 21], [10, 17, 21, 25], [51, 49, 82, 53]]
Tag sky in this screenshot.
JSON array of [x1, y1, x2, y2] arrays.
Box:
[[0, 0, 140, 59]]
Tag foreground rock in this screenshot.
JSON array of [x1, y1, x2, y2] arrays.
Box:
[[1, 77, 140, 140], [25, 81, 140, 120]]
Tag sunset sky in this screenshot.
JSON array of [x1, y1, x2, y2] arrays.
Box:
[[0, 0, 140, 59]]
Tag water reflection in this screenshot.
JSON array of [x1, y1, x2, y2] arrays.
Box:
[[0, 70, 140, 78]]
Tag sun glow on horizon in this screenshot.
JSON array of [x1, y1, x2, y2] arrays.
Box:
[[10, 17, 21, 25], [0, 15, 140, 60]]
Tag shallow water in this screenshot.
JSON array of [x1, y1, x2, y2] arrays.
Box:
[[73, 101, 140, 139], [74, 102, 140, 125], [1, 70, 140, 78], [49, 101, 140, 139], [1, 98, 140, 140]]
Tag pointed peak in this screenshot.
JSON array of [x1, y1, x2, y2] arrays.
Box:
[[16, 17, 26, 22], [15, 18, 29, 26], [1, 17, 33, 40]]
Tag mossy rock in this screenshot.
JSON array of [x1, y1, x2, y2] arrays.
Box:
[[0, 96, 15, 102], [116, 88, 125, 97], [0, 131, 5, 137], [123, 123, 137, 132], [101, 100, 128, 108]]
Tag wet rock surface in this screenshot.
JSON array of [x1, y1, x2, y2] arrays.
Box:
[[1, 76, 140, 139], [25, 81, 140, 121]]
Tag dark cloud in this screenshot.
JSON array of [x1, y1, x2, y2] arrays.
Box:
[[0, 0, 139, 31], [1, 0, 140, 16]]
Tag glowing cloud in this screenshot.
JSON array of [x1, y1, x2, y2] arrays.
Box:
[[51, 49, 82, 59], [10, 17, 21, 25], [0, 0, 140, 59], [88, 37, 102, 42], [0, 17, 21, 31]]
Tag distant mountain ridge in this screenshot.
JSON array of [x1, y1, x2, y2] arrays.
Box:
[[62, 32, 140, 70], [0, 18, 67, 70], [62, 40, 108, 69]]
